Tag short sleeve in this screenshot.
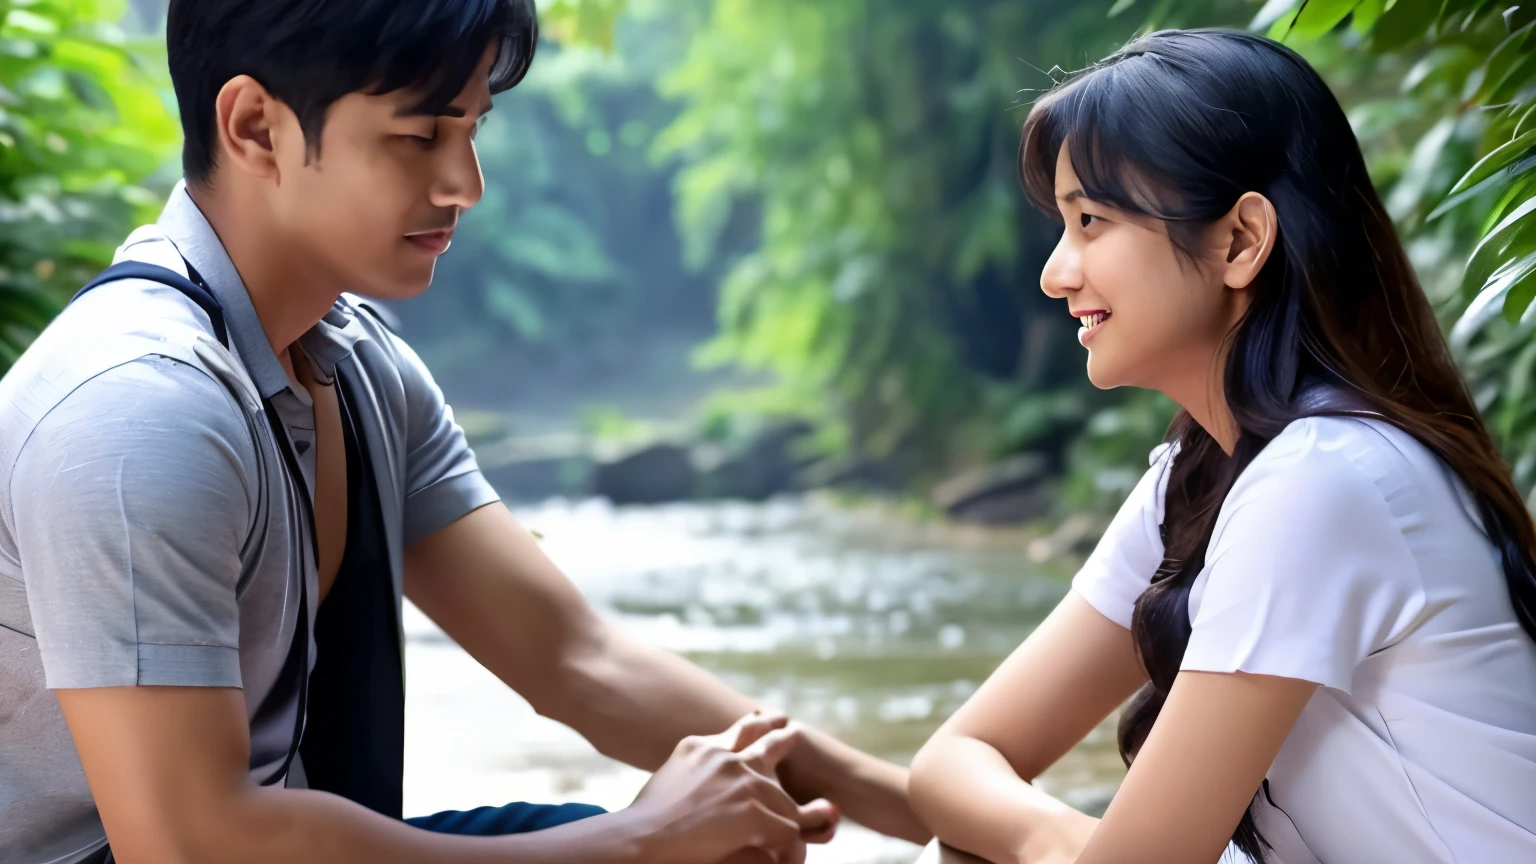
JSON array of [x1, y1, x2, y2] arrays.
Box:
[[388, 331, 500, 545], [12, 356, 255, 690], [1181, 426, 1421, 692], [1071, 443, 1173, 629]]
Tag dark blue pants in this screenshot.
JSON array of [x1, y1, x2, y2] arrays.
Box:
[[407, 801, 607, 835]]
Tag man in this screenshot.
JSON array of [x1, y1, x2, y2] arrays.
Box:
[[0, 1, 926, 861]]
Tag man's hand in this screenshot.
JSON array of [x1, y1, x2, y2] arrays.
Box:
[[627, 712, 837, 864], [706, 712, 840, 844], [406, 505, 928, 845]]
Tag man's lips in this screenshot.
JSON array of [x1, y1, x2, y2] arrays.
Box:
[[405, 227, 455, 255]]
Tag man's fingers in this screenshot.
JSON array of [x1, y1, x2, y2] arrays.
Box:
[[738, 723, 803, 773], [745, 800, 806, 864], [713, 710, 788, 752]]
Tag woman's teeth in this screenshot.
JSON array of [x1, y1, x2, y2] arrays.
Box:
[[1078, 312, 1109, 328]]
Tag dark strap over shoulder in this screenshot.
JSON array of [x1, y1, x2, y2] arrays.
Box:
[[69, 261, 312, 864], [73, 260, 229, 349]]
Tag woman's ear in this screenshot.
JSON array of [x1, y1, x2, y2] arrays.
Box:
[[1219, 192, 1278, 291]]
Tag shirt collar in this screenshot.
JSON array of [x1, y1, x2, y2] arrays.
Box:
[[155, 181, 365, 398]]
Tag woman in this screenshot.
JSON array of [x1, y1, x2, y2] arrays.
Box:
[[907, 28, 1536, 864]]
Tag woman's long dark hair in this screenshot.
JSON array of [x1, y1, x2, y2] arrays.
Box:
[[1020, 29, 1536, 861]]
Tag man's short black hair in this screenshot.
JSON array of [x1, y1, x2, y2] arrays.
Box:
[[167, 0, 538, 185]]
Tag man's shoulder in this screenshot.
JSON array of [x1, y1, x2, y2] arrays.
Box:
[[0, 315, 259, 503]]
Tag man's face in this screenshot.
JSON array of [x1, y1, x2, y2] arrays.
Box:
[[266, 47, 495, 301]]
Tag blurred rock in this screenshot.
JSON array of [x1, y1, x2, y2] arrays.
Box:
[[1026, 512, 1100, 562], [592, 444, 696, 505], [795, 452, 909, 493], [932, 453, 1051, 524], [697, 421, 813, 500], [481, 455, 594, 503]]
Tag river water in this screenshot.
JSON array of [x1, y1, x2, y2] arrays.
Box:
[[402, 496, 1126, 863]]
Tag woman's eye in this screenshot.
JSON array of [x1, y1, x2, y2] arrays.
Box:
[[1079, 212, 1097, 229]]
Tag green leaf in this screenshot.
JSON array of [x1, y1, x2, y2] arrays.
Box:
[[1429, 126, 1536, 220], [1497, 337, 1536, 440], [483, 278, 546, 340], [1503, 251, 1536, 322], [1386, 117, 1456, 220], [1351, 0, 1388, 33], [1487, 51, 1536, 107], [1372, 0, 1440, 52], [1483, 172, 1536, 235], [1466, 196, 1536, 301], [1515, 101, 1536, 138], [1292, 0, 1360, 39], [3, 9, 57, 35], [1252, 0, 1301, 32], [1265, 3, 1306, 39], [1465, 21, 1536, 107], [1107, 0, 1139, 18]]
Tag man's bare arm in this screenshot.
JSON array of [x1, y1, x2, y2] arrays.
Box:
[[56, 686, 805, 864], [404, 503, 928, 843]]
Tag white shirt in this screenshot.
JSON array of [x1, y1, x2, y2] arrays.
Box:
[[1074, 415, 1536, 863]]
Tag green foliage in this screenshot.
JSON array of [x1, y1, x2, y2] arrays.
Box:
[[1259, 1, 1536, 498], [659, 0, 1204, 481], [655, 0, 1262, 497], [406, 0, 722, 383], [541, 0, 628, 50], [0, 0, 177, 372], [660, 0, 1536, 507]]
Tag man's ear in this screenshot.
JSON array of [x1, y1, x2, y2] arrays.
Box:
[[1219, 191, 1278, 291], [212, 75, 297, 182]]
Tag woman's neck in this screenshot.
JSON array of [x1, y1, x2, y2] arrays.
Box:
[[1162, 359, 1241, 456]]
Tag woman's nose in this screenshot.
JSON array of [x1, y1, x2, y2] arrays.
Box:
[[1040, 232, 1081, 300]]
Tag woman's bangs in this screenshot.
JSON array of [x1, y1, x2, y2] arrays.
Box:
[[1020, 66, 1185, 223]]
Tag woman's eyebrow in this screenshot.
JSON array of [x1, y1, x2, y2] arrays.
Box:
[[1057, 188, 1086, 204]]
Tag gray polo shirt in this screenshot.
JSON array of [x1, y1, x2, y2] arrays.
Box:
[[0, 184, 499, 864]]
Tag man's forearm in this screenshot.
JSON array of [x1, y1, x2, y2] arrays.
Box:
[[540, 624, 755, 769], [909, 735, 1094, 864], [542, 624, 929, 843], [155, 787, 648, 864]]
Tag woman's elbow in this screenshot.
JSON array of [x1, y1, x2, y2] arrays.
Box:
[[907, 732, 956, 824]]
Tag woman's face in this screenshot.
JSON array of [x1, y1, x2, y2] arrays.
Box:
[[1040, 144, 1242, 394]]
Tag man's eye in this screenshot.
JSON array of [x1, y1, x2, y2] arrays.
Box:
[[1079, 212, 1098, 229]]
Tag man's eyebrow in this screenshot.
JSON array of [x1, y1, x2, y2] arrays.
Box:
[[1057, 188, 1086, 204], [393, 101, 494, 119]]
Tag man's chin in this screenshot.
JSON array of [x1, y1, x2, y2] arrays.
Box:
[[364, 264, 436, 301]]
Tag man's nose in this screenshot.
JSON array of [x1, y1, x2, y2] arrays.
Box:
[[430, 140, 485, 212]]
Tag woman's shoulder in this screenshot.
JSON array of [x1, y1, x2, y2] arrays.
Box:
[[1223, 413, 1474, 546], [1246, 414, 1421, 491]]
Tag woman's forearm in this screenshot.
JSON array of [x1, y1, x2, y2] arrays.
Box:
[[556, 625, 929, 842], [909, 734, 1094, 864]]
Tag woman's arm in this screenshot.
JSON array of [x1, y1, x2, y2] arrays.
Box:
[[911, 589, 1319, 864], [1078, 670, 1315, 864], [908, 592, 1147, 863]]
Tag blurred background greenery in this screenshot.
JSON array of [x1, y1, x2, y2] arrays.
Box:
[[5, 0, 1535, 857], [8, 0, 1533, 514]]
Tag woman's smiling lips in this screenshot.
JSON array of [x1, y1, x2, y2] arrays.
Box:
[[1072, 308, 1111, 346]]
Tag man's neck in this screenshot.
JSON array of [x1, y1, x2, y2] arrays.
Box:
[[187, 182, 343, 362]]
